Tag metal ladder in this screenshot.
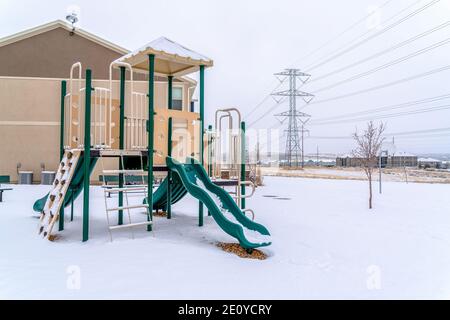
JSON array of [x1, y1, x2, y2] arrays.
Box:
[[100, 150, 151, 241]]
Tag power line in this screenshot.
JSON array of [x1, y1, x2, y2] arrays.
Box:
[[306, 65, 450, 106], [310, 93, 450, 122], [306, 126, 450, 140], [310, 103, 450, 125], [302, 0, 424, 71], [307, 21, 450, 85], [386, 127, 450, 136], [244, 81, 285, 120], [246, 0, 443, 128], [304, 0, 440, 72], [311, 36, 450, 94], [243, 0, 398, 122], [288, 0, 396, 68]]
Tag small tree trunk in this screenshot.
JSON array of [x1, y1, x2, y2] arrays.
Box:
[[368, 171, 373, 209]]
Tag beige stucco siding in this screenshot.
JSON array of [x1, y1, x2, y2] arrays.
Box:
[[0, 28, 122, 79], [0, 77, 196, 182]]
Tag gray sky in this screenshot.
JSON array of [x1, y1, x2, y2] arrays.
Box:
[[1, 0, 449, 154]]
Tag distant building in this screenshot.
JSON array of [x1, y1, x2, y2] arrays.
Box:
[[336, 151, 418, 168], [418, 158, 442, 169]]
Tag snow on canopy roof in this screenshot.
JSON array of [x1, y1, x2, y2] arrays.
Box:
[[114, 36, 213, 76]]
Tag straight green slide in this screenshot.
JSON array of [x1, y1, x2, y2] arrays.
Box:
[[166, 156, 271, 249], [33, 156, 98, 213]]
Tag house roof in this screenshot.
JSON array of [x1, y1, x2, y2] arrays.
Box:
[[0, 20, 129, 54], [0, 21, 197, 84], [114, 36, 213, 77]]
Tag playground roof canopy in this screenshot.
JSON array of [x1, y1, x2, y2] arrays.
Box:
[[114, 37, 213, 77]]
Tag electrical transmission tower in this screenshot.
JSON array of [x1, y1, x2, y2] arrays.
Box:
[[272, 69, 314, 167]]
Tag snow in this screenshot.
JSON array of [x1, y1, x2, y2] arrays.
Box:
[[1, 177, 450, 299], [118, 36, 212, 64]]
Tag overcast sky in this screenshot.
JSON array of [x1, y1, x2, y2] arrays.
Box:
[[1, 0, 449, 154]]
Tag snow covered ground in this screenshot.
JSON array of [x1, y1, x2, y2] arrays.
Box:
[[1, 176, 450, 299]]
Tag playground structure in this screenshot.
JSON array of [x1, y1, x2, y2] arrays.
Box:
[[34, 37, 270, 249]]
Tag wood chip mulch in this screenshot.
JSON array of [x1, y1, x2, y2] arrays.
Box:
[[217, 242, 268, 260], [48, 234, 61, 242], [153, 211, 168, 217]]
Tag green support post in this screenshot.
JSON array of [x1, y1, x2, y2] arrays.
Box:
[[70, 189, 74, 221], [241, 121, 246, 210], [167, 75, 173, 219], [167, 117, 173, 219], [58, 80, 67, 232], [207, 124, 212, 216], [118, 66, 126, 225], [207, 125, 213, 177], [82, 69, 92, 242], [147, 54, 155, 231], [198, 65, 205, 226], [168, 75, 173, 110], [59, 80, 66, 161]]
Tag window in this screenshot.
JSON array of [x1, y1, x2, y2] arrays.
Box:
[[172, 87, 183, 111]]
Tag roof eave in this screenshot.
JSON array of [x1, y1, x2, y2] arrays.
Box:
[[0, 20, 129, 55]]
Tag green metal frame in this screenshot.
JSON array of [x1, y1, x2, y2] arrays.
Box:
[[58, 80, 67, 232], [207, 124, 213, 177], [82, 69, 92, 242], [118, 66, 126, 225], [167, 117, 173, 219], [198, 65, 205, 226], [240, 121, 246, 209], [168, 75, 173, 110], [207, 124, 213, 216], [147, 54, 155, 231]]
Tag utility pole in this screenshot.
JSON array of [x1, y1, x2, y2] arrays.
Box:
[[272, 69, 314, 168], [316, 145, 319, 166], [379, 150, 388, 194]]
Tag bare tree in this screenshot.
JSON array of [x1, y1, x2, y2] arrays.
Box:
[[352, 121, 386, 209]]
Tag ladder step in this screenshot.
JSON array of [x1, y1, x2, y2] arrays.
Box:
[[106, 204, 149, 212], [100, 150, 143, 157], [104, 187, 147, 193], [109, 221, 153, 230], [102, 169, 146, 175]]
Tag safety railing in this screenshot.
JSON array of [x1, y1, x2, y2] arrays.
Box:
[[64, 62, 84, 149], [126, 92, 148, 150], [91, 87, 112, 148]]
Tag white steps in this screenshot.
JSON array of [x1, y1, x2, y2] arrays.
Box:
[[102, 169, 146, 175], [103, 187, 147, 193], [100, 151, 151, 241], [109, 221, 152, 230], [106, 204, 149, 212], [99, 150, 143, 157], [38, 149, 82, 240]]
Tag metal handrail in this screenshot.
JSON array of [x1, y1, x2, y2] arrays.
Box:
[[242, 209, 255, 221], [238, 180, 256, 199]]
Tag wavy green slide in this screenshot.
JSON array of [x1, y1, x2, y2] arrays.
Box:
[[33, 155, 98, 213], [167, 156, 271, 249]]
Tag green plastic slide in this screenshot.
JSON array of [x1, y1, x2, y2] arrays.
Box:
[[167, 156, 271, 249], [33, 156, 98, 213]]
